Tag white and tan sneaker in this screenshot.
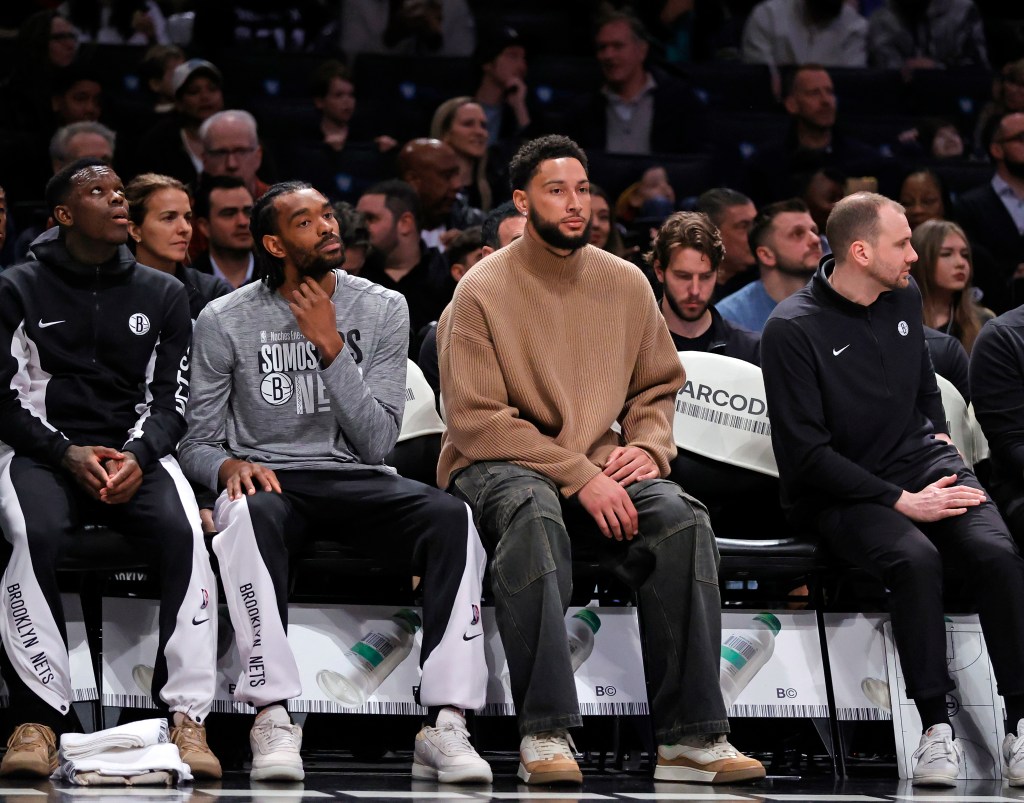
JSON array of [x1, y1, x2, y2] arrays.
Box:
[[517, 730, 583, 784], [655, 733, 765, 783]]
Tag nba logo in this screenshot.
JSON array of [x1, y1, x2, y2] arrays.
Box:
[[128, 313, 151, 335]]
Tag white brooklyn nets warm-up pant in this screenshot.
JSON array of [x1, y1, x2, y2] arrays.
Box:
[[0, 450, 218, 729], [212, 469, 488, 710]]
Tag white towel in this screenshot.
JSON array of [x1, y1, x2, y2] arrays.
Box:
[[53, 743, 193, 786], [60, 719, 169, 759]]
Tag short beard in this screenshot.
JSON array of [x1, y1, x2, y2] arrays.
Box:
[[775, 259, 817, 278], [530, 207, 591, 251], [297, 247, 345, 280], [664, 290, 709, 323]]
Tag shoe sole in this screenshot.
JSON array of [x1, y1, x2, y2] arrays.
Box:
[[912, 774, 958, 787], [1009, 776, 1024, 788], [517, 762, 583, 784], [654, 764, 766, 784], [251, 763, 305, 782], [186, 762, 223, 780], [412, 761, 493, 784]]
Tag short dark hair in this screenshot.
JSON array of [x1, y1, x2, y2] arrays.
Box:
[[310, 59, 352, 99], [509, 135, 588, 192], [481, 200, 522, 249], [140, 44, 185, 85], [826, 191, 904, 263], [695, 187, 754, 227], [45, 157, 110, 215], [648, 211, 725, 271], [251, 180, 312, 290], [333, 200, 368, 248], [362, 179, 421, 230], [782, 63, 830, 99], [447, 226, 483, 269], [594, 4, 649, 44], [749, 198, 811, 257], [193, 173, 248, 219]]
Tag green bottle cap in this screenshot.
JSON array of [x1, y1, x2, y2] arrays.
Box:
[[754, 612, 781, 635], [393, 609, 422, 634], [573, 609, 601, 634]]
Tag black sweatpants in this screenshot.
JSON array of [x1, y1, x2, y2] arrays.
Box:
[[0, 452, 218, 734], [818, 466, 1024, 700], [210, 469, 487, 710]]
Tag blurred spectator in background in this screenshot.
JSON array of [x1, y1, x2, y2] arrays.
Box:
[[50, 120, 115, 173], [742, 0, 867, 68], [398, 138, 484, 252], [899, 168, 950, 230], [745, 65, 879, 206], [191, 175, 255, 289], [695, 187, 758, 300], [975, 58, 1024, 156], [867, 0, 989, 71], [134, 58, 224, 187], [50, 64, 103, 128], [954, 111, 1024, 314], [200, 110, 270, 199], [309, 60, 397, 154], [911, 218, 993, 353], [794, 164, 846, 252], [340, 0, 476, 58], [568, 5, 707, 154], [192, 1, 333, 56], [2, 11, 80, 135], [445, 225, 484, 282], [65, 0, 170, 46], [589, 184, 627, 258], [717, 198, 822, 331], [139, 44, 185, 117], [431, 97, 491, 211], [334, 201, 370, 275], [897, 117, 967, 162], [473, 26, 532, 147], [616, 164, 676, 228]]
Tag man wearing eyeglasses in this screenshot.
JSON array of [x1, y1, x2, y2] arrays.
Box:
[[199, 109, 269, 201], [954, 111, 1024, 314]]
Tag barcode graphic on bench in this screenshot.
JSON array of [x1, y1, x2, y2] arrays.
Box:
[[480, 702, 649, 717], [406, 388, 416, 401], [104, 693, 157, 709], [73, 687, 97, 702], [838, 706, 892, 721], [676, 401, 771, 437], [290, 700, 422, 715], [728, 703, 828, 718]]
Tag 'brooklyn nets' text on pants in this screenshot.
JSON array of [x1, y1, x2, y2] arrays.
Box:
[[211, 470, 488, 711], [451, 461, 728, 743]]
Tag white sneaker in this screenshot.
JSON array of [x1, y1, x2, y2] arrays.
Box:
[[517, 730, 582, 784], [1003, 717, 1024, 786], [655, 734, 765, 783], [912, 724, 963, 787], [412, 708, 492, 784], [250, 706, 304, 781]]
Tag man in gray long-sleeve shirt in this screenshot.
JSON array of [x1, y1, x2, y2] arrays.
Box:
[[178, 181, 492, 784]]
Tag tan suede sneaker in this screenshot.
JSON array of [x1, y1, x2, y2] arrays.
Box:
[[0, 723, 58, 777], [517, 730, 583, 784], [171, 717, 222, 779], [655, 733, 766, 783]]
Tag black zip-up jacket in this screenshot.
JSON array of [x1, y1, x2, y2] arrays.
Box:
[[0, 235, 191, 470], [761, 259, 952, 523], [969, 307, 1024, 518], [671, 306, 761, 366]]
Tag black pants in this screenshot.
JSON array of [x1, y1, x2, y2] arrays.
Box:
[[819, 467, 1024, 700], [0, 453, 217, 734], [210, 469, 488, 710]]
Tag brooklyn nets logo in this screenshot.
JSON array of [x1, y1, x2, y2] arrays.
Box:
[[261, 372, 294, 405], [128, 313, 151, 335]]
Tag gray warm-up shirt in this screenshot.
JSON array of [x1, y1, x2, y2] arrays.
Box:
[[178, 270, 410, 492]]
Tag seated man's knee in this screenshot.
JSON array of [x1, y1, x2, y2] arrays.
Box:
[[885, 535, 942, 587]]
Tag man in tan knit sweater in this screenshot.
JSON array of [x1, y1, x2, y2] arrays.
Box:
[[437, 135, 765, 786]]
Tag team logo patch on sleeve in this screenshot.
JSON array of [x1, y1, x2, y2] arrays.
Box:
[[898, 321, 909, 336], [128, 313, 151, 335]]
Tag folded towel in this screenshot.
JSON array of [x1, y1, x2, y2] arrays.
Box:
[[62, 770, 175, 787], [60, 719, 169, 760], [53, 743, 193, 786]]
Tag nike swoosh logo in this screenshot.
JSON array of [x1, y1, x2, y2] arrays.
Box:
[[192, 616, 210, 626], [832, 345, 850, 356], [462, 632, 483, 641], [38, 320, 65, 328]]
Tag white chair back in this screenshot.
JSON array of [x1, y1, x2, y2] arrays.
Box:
[[935, 374, 973, 466], [968, 402, 990, 464], [398, 360, 445, 443], [674, 351, 778, 478]]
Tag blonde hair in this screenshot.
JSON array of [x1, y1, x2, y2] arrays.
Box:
[[430, 96, 491, 211]]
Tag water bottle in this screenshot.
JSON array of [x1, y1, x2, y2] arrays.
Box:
[[567, 609, 601, 673], [316, 609, 421, 706], [719, 612, 781, 707]]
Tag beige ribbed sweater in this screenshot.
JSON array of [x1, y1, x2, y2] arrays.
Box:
[[436, 229, 684, 496]]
